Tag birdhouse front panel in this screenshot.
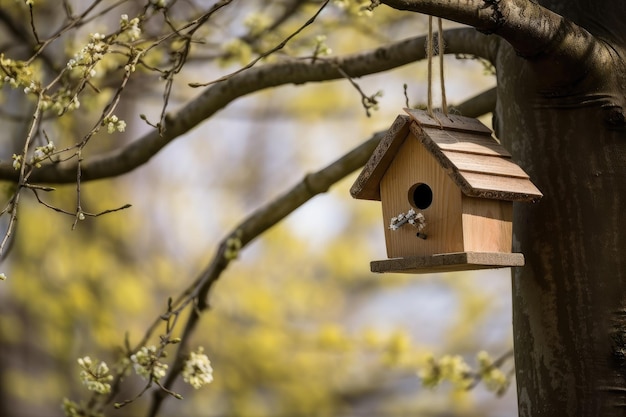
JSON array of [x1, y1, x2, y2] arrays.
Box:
[[380, 130, 464, 258]]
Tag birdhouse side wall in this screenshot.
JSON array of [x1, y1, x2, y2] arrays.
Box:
[[380, 132, 464, 258], [461, 197, 513, 252]]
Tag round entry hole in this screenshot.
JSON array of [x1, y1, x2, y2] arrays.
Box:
[[409, 183, 433, 210]]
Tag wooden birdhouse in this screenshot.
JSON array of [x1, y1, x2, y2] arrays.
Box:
[[350, 109, 542, 274]]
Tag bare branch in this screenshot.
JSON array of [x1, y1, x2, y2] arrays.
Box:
[[453, 87, 496, 118], [379, 0, 584, 53], [3, 27, 496, 184], [190, 0, 331, 87], [378, 0, 610, 92]]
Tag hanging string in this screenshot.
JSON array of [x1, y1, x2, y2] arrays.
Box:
[[426, 16, 448, 117], [438, 17, 448, 116], [426, 16, 434, 117]]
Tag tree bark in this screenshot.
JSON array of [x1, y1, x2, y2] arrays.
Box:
[[496, 42, 626, 416], [379, 0, 626, 416], [492, 2, 626, 415], [498, 3, 626, 416]]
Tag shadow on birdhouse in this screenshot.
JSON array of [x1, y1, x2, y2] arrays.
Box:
[[350, 109, 542, 274]]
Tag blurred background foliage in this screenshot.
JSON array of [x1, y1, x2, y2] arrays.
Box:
[[0, 0, 513, 416]]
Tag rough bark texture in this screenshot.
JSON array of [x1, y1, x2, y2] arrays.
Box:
[[494, 2, 626, 416]]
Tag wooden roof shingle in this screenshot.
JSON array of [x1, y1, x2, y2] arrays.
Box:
[[350, 109, 543, 202]]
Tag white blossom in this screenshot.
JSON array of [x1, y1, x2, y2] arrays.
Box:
[[103, 115, 126, 134], [130, 345, 168, 381], [77, 356, 113, 394], [12, 154, 22, 170], [121, 15, 142, 41], [389, 208, 426, 232], [182, 347, 214, 389], [30, 141, 56, 167]]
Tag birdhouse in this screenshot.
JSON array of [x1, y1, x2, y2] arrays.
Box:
[[350, 109, 542, 274]]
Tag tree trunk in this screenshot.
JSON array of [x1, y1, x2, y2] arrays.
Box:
[[494, 3, 626, 416], [381, 0, 626, 414]]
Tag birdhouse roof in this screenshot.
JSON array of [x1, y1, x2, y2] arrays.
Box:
[[350, 109, 543, 202]]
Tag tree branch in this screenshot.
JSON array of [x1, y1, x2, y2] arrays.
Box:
[[0, 28, 496, 184], [379, 0, 589, 55], [454, 87, 496, 118], [379, 0, 609, 93]]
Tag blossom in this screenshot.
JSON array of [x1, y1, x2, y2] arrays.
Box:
[[23, 81, 38, 95], [130, 345, 168, 381], [65, 32, 109, 77], [120, 15, 142, 41], [182, 347, 214, 389], [314, 35, 332, 56], [12, 154, 22, 170], [419, 354, 472, 390], [477, 351, 510, 395], [103, 115, 126, 134], [0, 273, 6, 280], [389, 208, 426, 231], [30, 141, 55, 167], [77, 356, 113, 394]]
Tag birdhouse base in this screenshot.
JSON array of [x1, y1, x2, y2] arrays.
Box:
[[370, 252, 525, 274]]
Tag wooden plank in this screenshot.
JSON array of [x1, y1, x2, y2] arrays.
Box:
[[443, 150, 530, 179], [418, 126, 512, 157], [404, 108, 493, 135], [462, 198, 512, 253], [370, 252, 525, 274], [350, 115, 411, 201], [460, 171, 543, 200]]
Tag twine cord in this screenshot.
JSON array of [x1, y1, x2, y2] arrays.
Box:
[[438, 17, 448, 115], [426, 17, 448, 117]]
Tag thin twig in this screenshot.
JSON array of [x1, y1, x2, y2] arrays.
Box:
[[329, 61, 381, 117], [189, 0, 331, 88], [31, 187, 131, 219], [0, 95, 44, 256]]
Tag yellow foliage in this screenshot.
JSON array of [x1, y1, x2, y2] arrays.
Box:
[[317, 323, 352, 351]]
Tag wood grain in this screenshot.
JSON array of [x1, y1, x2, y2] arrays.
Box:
[[416, 125, 512, 157], [404, 108, 493, 135], [380, 132, 464, 258], [460, 171, 542, 197], [443, 151, 529, 179], [462, 197, 513, 252]]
